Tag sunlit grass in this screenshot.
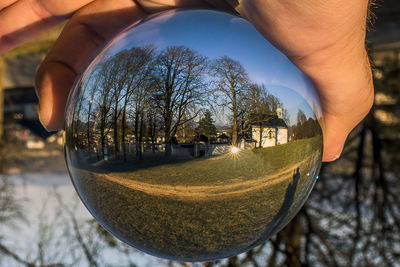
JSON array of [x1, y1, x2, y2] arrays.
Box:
[[69, 136, 322, 260], [100, 136, 323, 186]]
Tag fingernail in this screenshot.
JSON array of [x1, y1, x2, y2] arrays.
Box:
[[323, 150, 342, 162], [332, 153, 341, 161], [38, 108, 51, 132]]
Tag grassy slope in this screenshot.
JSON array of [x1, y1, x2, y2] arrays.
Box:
[[103, 135, 323, 186], [92, 137, 322, 186], [68, 136, 322, 260]]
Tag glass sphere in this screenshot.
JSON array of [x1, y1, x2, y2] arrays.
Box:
[[65, 9, 323, 262]]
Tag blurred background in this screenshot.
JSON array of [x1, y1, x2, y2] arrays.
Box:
[[0, 1, 399, 266]]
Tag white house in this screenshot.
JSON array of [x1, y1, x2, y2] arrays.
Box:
[[251, 104, 288, 148]]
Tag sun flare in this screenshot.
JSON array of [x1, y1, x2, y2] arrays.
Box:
[[231, 147, 240, 154]]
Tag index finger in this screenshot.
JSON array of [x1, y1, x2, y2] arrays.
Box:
[[0, 0, 17, 11], [0, 0, 94, 53]]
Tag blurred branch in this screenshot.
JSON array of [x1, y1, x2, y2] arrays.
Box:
[[0, 239, 64, 267], [302, 208, 339, 266], [350, 124, 366, 265], [54, 191, 99, 267]]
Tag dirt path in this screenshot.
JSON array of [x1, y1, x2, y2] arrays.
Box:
[[100, 152, 320, 200]]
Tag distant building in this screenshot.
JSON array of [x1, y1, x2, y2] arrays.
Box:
[[251, 104, 288, 148], [216, 133, 230, 143]]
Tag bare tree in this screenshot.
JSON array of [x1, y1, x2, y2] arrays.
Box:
[[296, 109, 307, 126], [93, 59, 118, 158], [81, 75, 100, 154], [212, 56, 250, 146], [126, 47, 156, 159], [102, 46, 156, 160], [151, 46, 208, 155], [146, 96, 163, 153]]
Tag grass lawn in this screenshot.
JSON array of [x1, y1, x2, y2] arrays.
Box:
[[68, 136, 322, 261], [87, 135, 323, 187]]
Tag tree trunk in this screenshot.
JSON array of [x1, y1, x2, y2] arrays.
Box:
[[122, 107, 127, 162], [149, 118, 156, 153], [100, 126, 106, 158], [134, 110, 140, 158], [87, 108, 91, 155], [121, 91, 131, 162], [113, 114, 119, 158], [281, 215, 303, 267], [164, 112, 172, 157], [232, 96, 238, 147], [138, 111, 144, 160]]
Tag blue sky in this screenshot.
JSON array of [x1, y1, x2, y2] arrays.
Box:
[[92, 9, 321, 125]]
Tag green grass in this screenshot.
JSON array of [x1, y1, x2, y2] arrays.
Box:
[[69, 136, 323, 261], [253, 135, 323, 172]]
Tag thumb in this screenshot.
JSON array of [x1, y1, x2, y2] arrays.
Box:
[[321, 115, 354, 162], [35, 61, 76, 131]]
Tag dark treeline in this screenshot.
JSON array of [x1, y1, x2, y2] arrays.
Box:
[[290, 109, 321, 140], [66, 45, 317, 160]]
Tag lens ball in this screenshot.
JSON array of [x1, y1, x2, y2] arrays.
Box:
[[65, 9, 323, 262]]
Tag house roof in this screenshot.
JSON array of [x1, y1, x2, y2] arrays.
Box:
[[251, 115, 288, 128]]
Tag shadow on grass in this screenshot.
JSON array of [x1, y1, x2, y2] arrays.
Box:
[[68, 160, 314, 260], [248, 167, 301, 248]]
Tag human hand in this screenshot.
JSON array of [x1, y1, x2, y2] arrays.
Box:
[[0, 0, 229, 130], [0, 0, 373, 162], [236, 0, 374, 161]]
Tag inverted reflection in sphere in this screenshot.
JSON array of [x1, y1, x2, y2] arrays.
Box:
[[65, 9, 323, 262]]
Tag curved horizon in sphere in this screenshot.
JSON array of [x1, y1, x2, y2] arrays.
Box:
[[65, 9, 323, 261]]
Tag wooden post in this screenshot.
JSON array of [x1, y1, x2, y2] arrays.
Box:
[[0, 56, 4, 140]]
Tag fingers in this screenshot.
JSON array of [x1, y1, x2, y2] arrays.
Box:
[[320, 51, 373, 162], [134, 0, 237, 16], [321, 96, 373, 162], [36, 62, 77, 131], [34, 0, 236, 131], [134, 0, 236, 13], [321, 87, 373, 162], [0, 0, 94, 53], [321, 115, 350, 162], [36, 0, 147, 130], [135, 0, 212, 12], [235, 0, 373, 162], [0, 0, 18, 11]]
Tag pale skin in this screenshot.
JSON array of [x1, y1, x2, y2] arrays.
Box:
[[0, 0, 374, 161]]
